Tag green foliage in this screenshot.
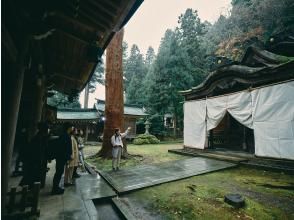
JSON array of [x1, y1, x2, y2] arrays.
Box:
[[88, 59, 104, 93], [124, 44, 147, 105], [47, 90, 81, 108], [133, 134, 160, 145], [202, 0, 293, 61]]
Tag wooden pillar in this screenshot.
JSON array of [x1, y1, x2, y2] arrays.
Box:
[[85, 125, 89, 142], [28, 67, 46, 140], [84, 83, 89, 109], [2, 64, 25, 210]]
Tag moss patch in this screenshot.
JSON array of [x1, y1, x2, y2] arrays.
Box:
[[85, 143, 294, 219], [127, 167, 294, 219], [85, 142, 191, 171]]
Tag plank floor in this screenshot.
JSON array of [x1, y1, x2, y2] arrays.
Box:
[[99, 157, 237, 193]]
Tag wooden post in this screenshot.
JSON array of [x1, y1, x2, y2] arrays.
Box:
[[209, 130, 214, 149], [2, 64, 26, 210], [85, 125, 89, 142], [28, 71, 46, 140], [84, 83, 89, 108]]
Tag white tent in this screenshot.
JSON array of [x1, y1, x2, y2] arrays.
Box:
[[184, 81, 294, 160]]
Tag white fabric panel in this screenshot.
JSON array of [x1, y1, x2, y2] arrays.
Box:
[[206, 96, 227, 130], [252, 81, 294, 159], [227, 91, 253, 128], [183, 100, 206, 149], [206, 91, 253, 130]]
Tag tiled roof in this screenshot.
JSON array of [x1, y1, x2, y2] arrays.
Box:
[[94, 102, 148, 117], [57, 108, 99, 120]]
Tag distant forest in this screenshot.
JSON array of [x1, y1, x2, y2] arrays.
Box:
[[121, 0, 293, 136]]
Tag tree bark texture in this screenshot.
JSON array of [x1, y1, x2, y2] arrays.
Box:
[[99, 29, 124, 158]]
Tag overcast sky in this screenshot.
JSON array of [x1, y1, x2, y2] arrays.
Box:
[[124, 0, 231, 55], [80, 0, 231, 107]]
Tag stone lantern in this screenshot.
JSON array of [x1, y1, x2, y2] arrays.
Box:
[[144, 119, 151, 135]]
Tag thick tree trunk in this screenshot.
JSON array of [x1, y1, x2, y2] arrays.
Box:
[[98, 29, 125, 158]]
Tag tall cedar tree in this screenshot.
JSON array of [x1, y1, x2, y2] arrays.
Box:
[[98, 29, 125, 158], [124, 44, 146, 105], [146, 30, 195, 136]]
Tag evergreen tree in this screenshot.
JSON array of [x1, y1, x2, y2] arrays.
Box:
[[146, 29, 195, 135], [176, 8, 208, 85], [145, 46, 156, 69], [124, 44, 146, 105], [47, 91, 81, 109], [88, 60, 104, 93]]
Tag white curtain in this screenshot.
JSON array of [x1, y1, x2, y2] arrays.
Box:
[[183, 100, 206, 149], [252, 81, 294, 159], [183, 81, 294, 159], [206, 91, 253, 131]]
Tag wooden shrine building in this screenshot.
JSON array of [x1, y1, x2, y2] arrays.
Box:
[[95, 99, 148, 139], [2, 0, 143, 211], [181, 35, 294, 160], [56, 108, 99, 141]]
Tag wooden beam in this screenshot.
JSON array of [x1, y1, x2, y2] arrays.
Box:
[[99, 0, 121, 10], [55, 29, 88, 45], [77, 2, 113, 28], [85, 0, 117, 17], [45, 12, 101, 43], [73, 7, 108, 31], [99, 0, 138, 47], [51, 73, 84, 83], [112, 0, 138, 32]]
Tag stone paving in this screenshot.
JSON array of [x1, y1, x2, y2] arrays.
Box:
[[99, 157, 236, 193], [39, 161, 116, 220], [8, 157, 236, 219]]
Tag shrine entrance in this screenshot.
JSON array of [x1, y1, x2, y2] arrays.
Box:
[[208, 112, 255, 154]]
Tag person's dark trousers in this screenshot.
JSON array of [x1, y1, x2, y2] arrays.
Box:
[[40, 160, 48, 188], [52, 159, 66, 189]]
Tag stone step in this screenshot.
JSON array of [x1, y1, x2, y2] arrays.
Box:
[[112, 197, 137, 220], [169, 149, 294, 174], [240, 160, 294, 174], [168, 149, 247, 163]]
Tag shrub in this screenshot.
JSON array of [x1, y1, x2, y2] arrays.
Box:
[[133, 134, 160, 145]]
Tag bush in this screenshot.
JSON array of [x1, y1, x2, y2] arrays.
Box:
[[133, 134, 160, 145]]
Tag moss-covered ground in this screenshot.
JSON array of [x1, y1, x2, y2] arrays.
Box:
[[84, 142, 294, 219], [84, 141, 190, 171]]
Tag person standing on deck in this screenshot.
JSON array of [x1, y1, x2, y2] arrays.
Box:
[[21, 122, 49, 189], [111, 127, 131, 171], [64, 128, 79, 186], [51, 123, 72, 195]]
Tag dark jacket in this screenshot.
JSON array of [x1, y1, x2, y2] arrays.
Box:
[[55, 132, 72, 161]]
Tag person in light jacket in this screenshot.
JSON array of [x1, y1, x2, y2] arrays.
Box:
[[111, 127, 131, 171], [64, 129, 79, 186]]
